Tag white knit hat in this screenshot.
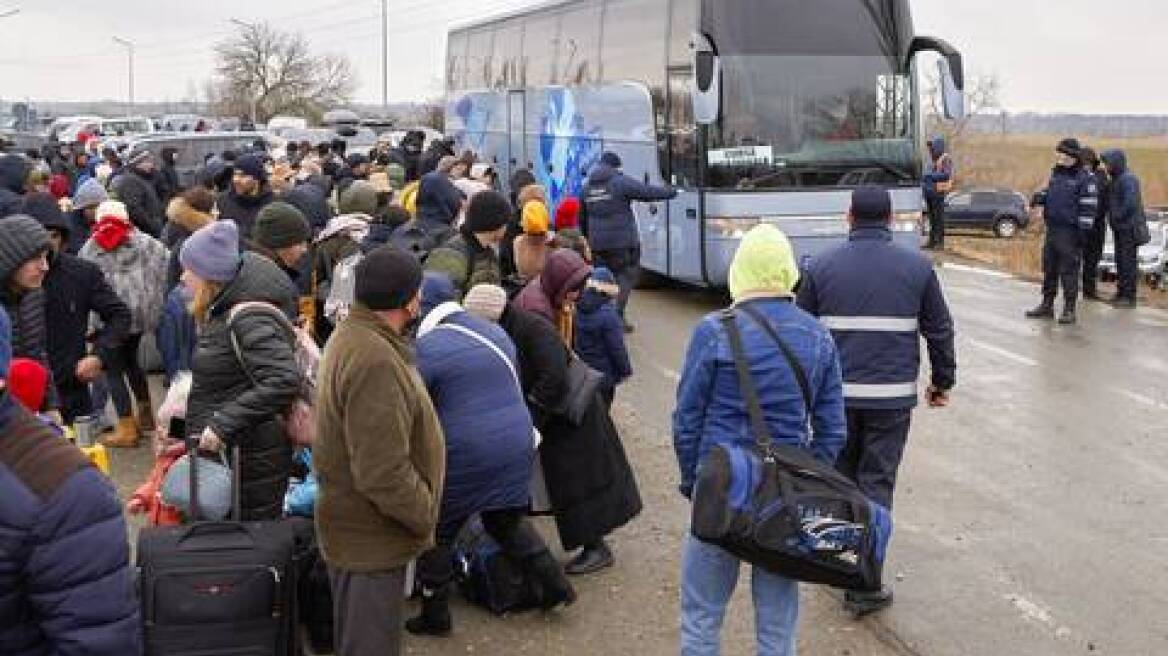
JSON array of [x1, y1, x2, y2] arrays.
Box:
[[95, 200, 130, 225], [463, 284, 508, 323]]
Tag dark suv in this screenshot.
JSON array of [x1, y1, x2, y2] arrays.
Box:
[[943, 188, 1031, 238]]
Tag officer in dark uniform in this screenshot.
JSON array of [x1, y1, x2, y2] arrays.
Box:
[[797, 186, 957, 617], [1079, 148, 1110, 301], [1026, 138, 1099, 324]]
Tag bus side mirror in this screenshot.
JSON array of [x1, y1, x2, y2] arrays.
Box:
[[692, 33, 720, 125], [907, 36, 966, 120]]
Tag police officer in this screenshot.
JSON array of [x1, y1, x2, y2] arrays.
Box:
[[582, 152, 677, 332], [797, 185, 956, 617], [1026, 138, 1099, 324], [1079, 148, 1110, 301]]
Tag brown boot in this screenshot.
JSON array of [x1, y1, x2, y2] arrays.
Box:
[[136, 401, 156, 435], [101, 417, 141, 448]]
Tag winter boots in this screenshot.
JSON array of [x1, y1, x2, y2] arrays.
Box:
[[528, 550, 577, 610], [565, 540, 614, 576], [100, 417, 141, 448], [1058, 305, 1077, 325], [1025, 299, 1055, 319], [406, 585, 452, 637], [844, 586, 894, 619]]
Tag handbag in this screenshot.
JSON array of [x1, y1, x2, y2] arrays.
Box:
[[434, 321, 550, 513], [161, 449, 232, 521], [227, 301, 319, 447], [555, 357, 605, 426], [690, 303, 893, 592]]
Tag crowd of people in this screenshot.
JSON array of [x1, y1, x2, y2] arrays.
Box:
[[0, 131, 656, 656]]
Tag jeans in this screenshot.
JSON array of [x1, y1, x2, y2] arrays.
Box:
[[101, 333, 150, 418], [837, 408, 913, 510], [680, 534, 799, 656]]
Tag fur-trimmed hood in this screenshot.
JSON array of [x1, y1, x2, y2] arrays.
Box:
[[166, 197, 213, 234]]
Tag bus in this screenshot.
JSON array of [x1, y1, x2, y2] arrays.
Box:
[[445, 0, 965, 286]]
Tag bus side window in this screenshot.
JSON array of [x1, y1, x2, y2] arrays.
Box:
[[667, 69, 698, 188]]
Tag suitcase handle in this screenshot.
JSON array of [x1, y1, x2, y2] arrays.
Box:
[[185, 435, 243, 522], [178, 521, 257, 546]]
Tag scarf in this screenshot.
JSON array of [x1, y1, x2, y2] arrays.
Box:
[[92, 215, 133, 251]]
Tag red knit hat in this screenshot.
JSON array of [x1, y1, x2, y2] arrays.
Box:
[[8, 357, 48, 412], [49, 174, 71, 200], [555, 197, 581, 230]]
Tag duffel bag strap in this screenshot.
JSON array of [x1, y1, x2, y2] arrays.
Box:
[[720, 310, 775, 453], [737, 304, 813, 421]]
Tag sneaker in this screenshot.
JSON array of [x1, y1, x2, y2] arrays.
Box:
[[565, 541, 614, 576], [1058, 308, 1077, 325], [1025, 304, 1055, 319]]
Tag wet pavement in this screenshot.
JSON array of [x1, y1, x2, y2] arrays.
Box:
[[105, 260, 1168, 655]]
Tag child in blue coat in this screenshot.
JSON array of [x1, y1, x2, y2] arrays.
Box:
[[574, 267, 633, 407]]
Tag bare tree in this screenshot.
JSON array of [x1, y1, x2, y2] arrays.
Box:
[[210, 22, 356, 123]]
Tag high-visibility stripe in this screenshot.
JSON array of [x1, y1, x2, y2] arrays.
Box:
[[844, 382, 918, 399], [820, 316, 919, 333]]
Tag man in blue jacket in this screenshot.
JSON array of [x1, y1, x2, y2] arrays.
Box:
[[797, 185, 956, 617], [1101, 149, 1143, 309], [1027, 138, 1099, 324], [922, 136, 954, 250], [0, 304, 141, 655], [582, 151, 677, 332]]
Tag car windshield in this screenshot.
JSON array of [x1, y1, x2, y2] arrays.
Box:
[[706, 55, 916, 190]]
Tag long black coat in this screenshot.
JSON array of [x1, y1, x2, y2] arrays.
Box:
[[216, 187, 274, 239], [499, 305, 642, 550], [44, 253, 131, 421], [185, 253, 300, 520]]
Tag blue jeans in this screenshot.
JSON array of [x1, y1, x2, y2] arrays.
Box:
[[680, 534, 799, 656]]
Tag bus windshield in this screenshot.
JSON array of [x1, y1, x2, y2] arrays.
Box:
[[706, 54, 916, 190]]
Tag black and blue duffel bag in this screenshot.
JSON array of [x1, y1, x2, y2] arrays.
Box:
[[690, 306, 893, 592]]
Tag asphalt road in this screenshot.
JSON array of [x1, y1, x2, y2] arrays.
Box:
[[105, 260, 1168, 655]]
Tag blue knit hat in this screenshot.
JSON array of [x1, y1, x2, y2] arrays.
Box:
[[180, 220, 242, 283], [0, 304, 11, 377]]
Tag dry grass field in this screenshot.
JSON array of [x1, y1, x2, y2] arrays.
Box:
[[945, 134, 1167, 307]]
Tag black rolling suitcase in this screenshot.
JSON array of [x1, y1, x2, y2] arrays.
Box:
[[137, 437, 298, 656]]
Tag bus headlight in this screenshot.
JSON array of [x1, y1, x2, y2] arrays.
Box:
[[707, 217, 762, 239], [893, 211, 922, 233]]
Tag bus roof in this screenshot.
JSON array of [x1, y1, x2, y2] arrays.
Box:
[[448, 0, 580, 35]]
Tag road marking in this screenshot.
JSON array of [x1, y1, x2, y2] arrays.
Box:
[[942, 262, 1012, 279], [628, 343, 681, 384], [967, 339, 1039, 368], [1005, 593, 1053, 626]]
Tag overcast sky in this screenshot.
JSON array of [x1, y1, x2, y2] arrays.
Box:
[[0, 0, 1164, 114]]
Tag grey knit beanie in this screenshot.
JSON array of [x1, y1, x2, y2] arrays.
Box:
[[180, 220, 242, 283], [463, 284, 508, 323], [72, 178, 109, 210], [0, 214, 51, 282]]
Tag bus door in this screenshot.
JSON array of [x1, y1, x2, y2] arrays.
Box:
[[665, 67, 702, 283], [506, 90, 526, 186]]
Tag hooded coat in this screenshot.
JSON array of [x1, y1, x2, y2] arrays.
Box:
[[1101, 150, 1144, 230], [414, 171, 463, 235], [922, 136, 954, 201], [79, 229, 170, 335], [185, 252, 300, 520], [416, 305, 534, 527], [513, 250, 591, 343], [496, 304, 642, 550], [110, 167, 164, 237], [574, 281, 632, 393], [281, 183, 333, 235], [0, 154, 29, 218]]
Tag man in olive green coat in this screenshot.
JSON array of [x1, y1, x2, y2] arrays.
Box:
[[314, 245, 445, 656]]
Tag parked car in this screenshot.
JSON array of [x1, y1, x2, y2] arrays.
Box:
[[942, 188, 1030, 238], [124, 132, 272, 189], [1100, 215, 1168, 289]]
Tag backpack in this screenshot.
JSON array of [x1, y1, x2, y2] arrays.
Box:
[[390, 220, 454, 263], [454, 516, 541, 615], [226, 301, 321, 446]]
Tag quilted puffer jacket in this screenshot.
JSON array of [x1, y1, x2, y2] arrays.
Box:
[[185, 252, 300, 520]]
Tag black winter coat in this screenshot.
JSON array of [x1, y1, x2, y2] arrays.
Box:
[[156, 163, 180, 204], [217, 188, 275, 238], [44, 253, 131, 421], [111, 169, 163, 237], [499, 305, 642, 550], [0, 154, 28, 218], [185, 252, 300, 520]]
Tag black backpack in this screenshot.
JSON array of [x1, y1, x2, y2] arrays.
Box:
[[453, 516, 541, 615], [390, 220, 453, 263]]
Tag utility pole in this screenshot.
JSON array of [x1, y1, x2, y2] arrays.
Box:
[[112, 37, 135, 116], [381, 0, 388, 113]]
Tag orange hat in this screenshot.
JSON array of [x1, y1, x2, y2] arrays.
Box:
[[521, 200, 550, 236]]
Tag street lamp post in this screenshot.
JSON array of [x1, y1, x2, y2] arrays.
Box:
[[381, 0, 388, 112], [112, 37, 134, 117], [229, 18, 260, 126]]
